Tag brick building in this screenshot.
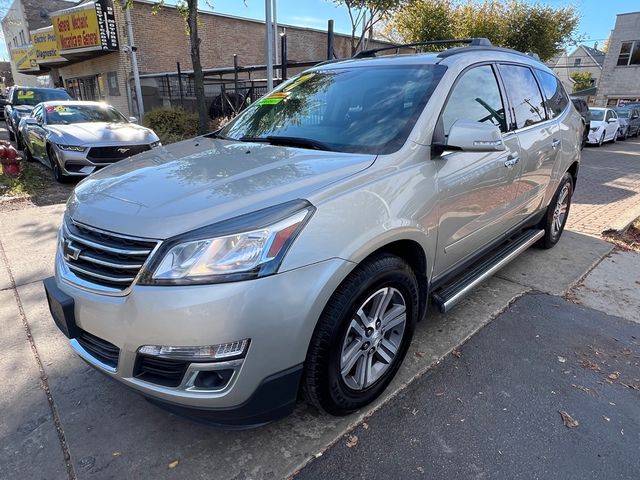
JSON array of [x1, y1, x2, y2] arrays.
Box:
[[595, 11, 640, 106], [2, 0, 393, 117]]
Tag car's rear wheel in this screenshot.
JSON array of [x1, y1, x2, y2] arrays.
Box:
[[302, 253, 418, 415], [536, 172, 573, 249]]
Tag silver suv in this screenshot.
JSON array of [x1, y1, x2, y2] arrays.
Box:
[[44, 39, 582, 427]]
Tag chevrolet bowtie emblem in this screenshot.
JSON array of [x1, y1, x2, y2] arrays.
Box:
[[62, 239, 81, 262]]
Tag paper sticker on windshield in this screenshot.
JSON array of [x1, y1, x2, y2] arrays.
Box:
[[256, 92, 289, 106], [283, 73, 315, 92], [17, 90, 34, 100]]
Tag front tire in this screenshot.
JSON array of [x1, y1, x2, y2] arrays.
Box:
[[48, 146, 68, 183], [537, 173, 573, 249], [597, 131, 604, 147], [302, 253, 419, 415]]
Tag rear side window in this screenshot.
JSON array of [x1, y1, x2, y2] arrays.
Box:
[[498, 64, 546, 129], [441, 65, 507, 135], [536, 70, 569, 118]]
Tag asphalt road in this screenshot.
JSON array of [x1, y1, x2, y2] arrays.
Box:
[[296, 293, 640, 480]]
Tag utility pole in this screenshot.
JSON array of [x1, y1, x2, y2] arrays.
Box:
[[265, 0, 274, 91], [273, 0, 279, 79], [123, 3, 144, 119]]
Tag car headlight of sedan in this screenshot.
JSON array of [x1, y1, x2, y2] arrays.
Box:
[[590, 127, 598, 132], [150, 140, 161, 148], [56, 144, 87, 152], [139, 200, 315, 285]]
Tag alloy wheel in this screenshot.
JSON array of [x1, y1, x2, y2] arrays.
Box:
[[551, 183, 570, 237], [340, 287, 407, 391]]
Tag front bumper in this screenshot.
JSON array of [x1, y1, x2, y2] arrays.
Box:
[[586, 129, 603, 144], [56, 144, 158, 177], [47, 255, 354, 425]]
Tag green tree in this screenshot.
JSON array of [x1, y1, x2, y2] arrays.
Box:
[[122, 0, 208, 134], [334, 0, 402, 55], [570, 71, 593, 92], [388, 0, 581, 61]]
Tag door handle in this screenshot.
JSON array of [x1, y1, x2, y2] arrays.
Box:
[[504, 155, 520, 169], [551, 139, 561, 149]]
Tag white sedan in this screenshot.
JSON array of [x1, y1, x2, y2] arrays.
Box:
[[587, 107, 620, 147]]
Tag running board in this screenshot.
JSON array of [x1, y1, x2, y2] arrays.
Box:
[[432, 229, 545, 313]]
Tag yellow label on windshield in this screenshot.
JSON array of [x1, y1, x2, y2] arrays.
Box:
[[17, 90, 35, 100], [256, 91, 290, 106], [283, 73, 315, 92]]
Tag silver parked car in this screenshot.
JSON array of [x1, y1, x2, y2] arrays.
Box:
[[44, 39, 582, 427], [18, 101, 160, 182]]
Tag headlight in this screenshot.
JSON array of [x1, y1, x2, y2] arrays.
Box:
[[150, 140, 161, 148], [590, 127, 598, 132], [139, 200, 315, 285], [56, 144, 87, 152]]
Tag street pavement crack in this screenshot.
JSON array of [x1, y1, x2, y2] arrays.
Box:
[[0, 238, 77, 480]]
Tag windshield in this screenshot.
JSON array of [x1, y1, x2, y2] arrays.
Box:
[[588, 109, 605, 121], [12, 88, 70, 106], [45, 104, 127, 125], [614, 109, 630, 118], [220, 65, 447, 154]]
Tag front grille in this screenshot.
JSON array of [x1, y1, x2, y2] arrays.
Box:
[[76, 330, 120, 368], [87, 144, 151, 163], [61, 219, 158, 291], [134, 355, 189, 387]]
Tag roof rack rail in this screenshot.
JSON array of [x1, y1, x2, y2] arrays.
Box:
[[353, 38, 493, 58]]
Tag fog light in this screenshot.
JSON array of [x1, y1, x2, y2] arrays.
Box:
[[138, 339, 249, 361], [193, 369, 234, 389]]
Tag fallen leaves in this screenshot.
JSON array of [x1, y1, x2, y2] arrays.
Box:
[[452, 349, 462, 359], [571, 384, 591, 394], [608, 372, 620, 381], [346, 435, 358, 448], [168, 460, 179, 469], [559, 410, 579, 428]]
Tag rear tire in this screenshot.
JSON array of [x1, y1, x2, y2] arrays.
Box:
[[302, 253, 418, 415], [536, 173, 573, 249]]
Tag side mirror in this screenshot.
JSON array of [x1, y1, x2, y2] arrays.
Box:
[[22, 117, 38, 125], [129, 116, 138, 124], [607, 118, 617, 123], [442, 120, 505, 152], [632, 115, 639, 120]]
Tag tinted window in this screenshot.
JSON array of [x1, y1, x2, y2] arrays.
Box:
[[614, 109, 630, 118], [11, 88, 71, 106], [221, 65, 447, 155], [588, 109, 604, 121], [536, 70, 569, 118], [441, 65, 507, 134], [498, 64, 546, 129], [605, 110, 614, 121]]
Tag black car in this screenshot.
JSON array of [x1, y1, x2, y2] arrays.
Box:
[[613, 107, 640, 138], [3, 86, 71, 142], [571, 97, 590, 148]]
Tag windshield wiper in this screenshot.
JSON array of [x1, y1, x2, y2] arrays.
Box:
[[266, 136, 331, 151], [206, 131, 234, 140]]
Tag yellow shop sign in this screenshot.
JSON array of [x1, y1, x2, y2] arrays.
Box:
[[10, 45, 39, 72], [51, 0, 119, 54], [31, 26, 64, 64]]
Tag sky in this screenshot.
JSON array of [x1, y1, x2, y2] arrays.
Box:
[[1, 0, 639, 61]]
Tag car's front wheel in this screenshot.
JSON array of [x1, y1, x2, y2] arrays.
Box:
[[537, 172, 573, 249], [302, 253, 418, 415], [597, 131, 605, 147], [48, 146, 68, 183]]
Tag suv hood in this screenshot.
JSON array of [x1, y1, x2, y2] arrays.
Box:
[[68, 136, 376, 238]]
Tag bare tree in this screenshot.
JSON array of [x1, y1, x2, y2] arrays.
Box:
[[334, 0, 401, 55]]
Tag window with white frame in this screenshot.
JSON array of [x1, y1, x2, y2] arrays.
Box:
[[617, 41, 640, 66]]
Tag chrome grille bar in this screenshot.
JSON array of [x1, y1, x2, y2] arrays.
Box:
[[60, 217, 159, 292]]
